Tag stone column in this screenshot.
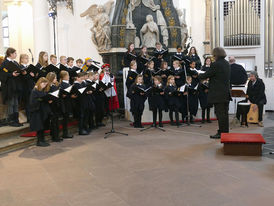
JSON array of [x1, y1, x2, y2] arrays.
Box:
[[204, 0, 212, 55], [0, 2, 4, 55], [32, 0, 51, 61]]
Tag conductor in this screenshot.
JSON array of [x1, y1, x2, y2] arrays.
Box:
[[199, 47, 231, 139]]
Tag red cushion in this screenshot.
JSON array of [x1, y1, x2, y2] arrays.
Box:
[[221, 133, 265, 144]]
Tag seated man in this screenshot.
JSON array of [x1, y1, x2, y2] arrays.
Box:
[[236, 71, 267, 127], [229, 56, 248, 85]]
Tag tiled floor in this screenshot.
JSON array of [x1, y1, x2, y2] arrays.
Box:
[[1, 115, 274, 206]]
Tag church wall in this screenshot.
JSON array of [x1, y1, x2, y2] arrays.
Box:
[[0, 2, 4, 55]]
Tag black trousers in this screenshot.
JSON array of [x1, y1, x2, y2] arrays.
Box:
[[50, 115, 59, 140], [257, 104, 264, 122], [62, 113, 69, 136], [214, 102, 229, 134], [152, 108, 163, 125], [169, 107, 179, 124]]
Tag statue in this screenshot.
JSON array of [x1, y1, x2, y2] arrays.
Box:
[[177, 8, 188, 46], [142, 0, 160, 11], [80, 0, 114, 52], [126, 0, 141, 29], [140, 15, 159, 48], [157, 11, 169, 47]]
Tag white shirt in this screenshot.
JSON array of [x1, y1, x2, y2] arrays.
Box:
[[102, 73, 116, 97], [62, 80, 69, 84]]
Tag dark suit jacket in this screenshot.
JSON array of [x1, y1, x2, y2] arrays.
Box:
[[230, 63, 248, 85], [199, 58, 231, 104], [246, 78, 267, 105], [0, 59, 20, 103]]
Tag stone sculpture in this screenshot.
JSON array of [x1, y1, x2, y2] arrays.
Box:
[[80, 0, 114, 52], [140, 15, 159, 48]]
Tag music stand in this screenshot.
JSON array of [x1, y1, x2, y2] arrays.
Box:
[[104, 80, 128, 139]]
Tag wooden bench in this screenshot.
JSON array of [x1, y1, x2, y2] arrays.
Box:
[[221, 133, 266, 156]]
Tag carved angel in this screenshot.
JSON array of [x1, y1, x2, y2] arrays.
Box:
[[80, 0, 114, 52]]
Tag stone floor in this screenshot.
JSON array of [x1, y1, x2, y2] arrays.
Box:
[[1, 115, 274, 206]]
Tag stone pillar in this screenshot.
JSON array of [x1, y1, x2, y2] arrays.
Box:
[[32, 0, 51, 61], [0, 2, 4, 55], [204, 0, 212, 55], [5, 2, 34, 57]]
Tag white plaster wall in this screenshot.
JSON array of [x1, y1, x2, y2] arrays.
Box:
[[0, 2, 4, 55]]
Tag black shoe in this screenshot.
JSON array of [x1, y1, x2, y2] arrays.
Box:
[[152, 123, 157, 127], [66, 133, 73, 138], [9, 122, 23, 127], [159, 123, 163, 128], [207, 120, 212, 123], [52, 138, 62, 142], [37, 141, 50, 147], [63, 134, 74, 139], [79, 130, 89, 135], [201, 119, 205, 124], [170, 121, 175, 126], [210, 133, 221, 139], [97, 123, 105, 127]]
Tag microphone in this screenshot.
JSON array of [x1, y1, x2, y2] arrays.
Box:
[[92, 60, 100, 64], [28, 48, 34, 63]]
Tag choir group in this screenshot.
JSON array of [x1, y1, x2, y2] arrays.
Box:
[[125, 42, 213, 128], [0, 41, 214, 147], [0, 47, 119, 147]]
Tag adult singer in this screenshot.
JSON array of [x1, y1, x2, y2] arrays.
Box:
[[199, 47, 231, 139]]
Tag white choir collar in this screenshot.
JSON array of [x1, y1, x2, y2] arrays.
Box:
[[7, 58, 14, 62], [62, 80, 69, 84]]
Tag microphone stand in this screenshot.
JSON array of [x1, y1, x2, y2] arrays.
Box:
[[104, 76, 128, 139], [140, 120, 165, 132], [181, 64, 201, 128]]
